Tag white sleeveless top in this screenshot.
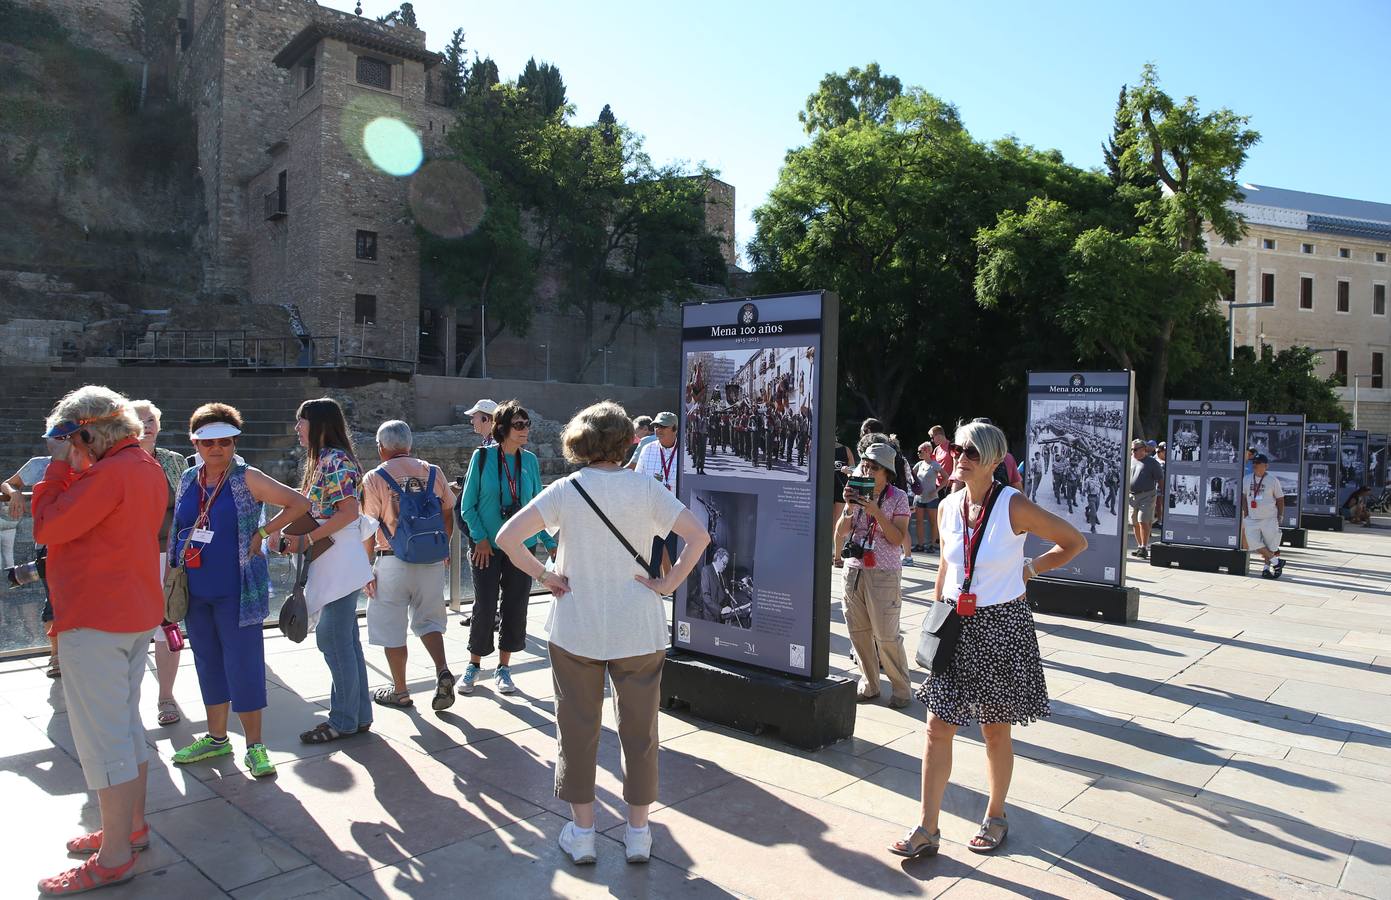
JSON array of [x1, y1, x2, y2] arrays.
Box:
[[940, 485, 1027, 608]]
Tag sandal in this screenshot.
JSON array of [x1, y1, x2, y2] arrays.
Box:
[[298, 723, 344, 744], [46, 656, 61, 678], [432, 669, 456, 712], [968, 816, 1008, 853], [38, 853, 138, 895], [372, 687, 414, 708], [66, 825, 150, 855], [156, 699, 181, 726], [888, 825, 940, 859]]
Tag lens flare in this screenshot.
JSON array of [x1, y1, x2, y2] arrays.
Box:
[[410, 159, 487, 239], [362, 117, 423, 177]]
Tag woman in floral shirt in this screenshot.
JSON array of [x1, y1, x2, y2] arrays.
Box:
[[284, 398, 377, 744]]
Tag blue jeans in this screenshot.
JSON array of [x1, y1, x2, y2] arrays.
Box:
[[316, 591, 372, 734]]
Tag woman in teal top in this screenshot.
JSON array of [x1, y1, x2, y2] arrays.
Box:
[[457, 400, 555, 695]]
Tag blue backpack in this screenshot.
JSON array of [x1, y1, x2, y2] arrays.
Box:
[[376, 466, 449, 564]]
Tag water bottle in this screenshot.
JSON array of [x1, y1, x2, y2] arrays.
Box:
[[161, 622, 185, 651]]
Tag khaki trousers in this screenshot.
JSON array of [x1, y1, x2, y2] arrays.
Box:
[[843, 566, 911, 700], [548, 641, 666, 805]]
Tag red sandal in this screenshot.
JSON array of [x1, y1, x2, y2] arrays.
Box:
[[38, 853, 138, 895], [66, 824, 150, 855]]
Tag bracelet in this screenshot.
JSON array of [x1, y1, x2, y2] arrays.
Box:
[[258, 527, 269, 540], [1024, 558, 1038, 580]]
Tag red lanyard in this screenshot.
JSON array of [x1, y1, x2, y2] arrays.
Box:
[[856, 486, 888, 545], [499, 449, 520, 505], [659, 445, 676, 488], [1251, 475, 1264, 498], [195, 468, 229, 529], [960, 483, 995, 589]]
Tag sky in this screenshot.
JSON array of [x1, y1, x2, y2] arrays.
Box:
[[326, 0, 1391, 265]]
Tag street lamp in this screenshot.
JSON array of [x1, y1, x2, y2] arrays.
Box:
[[600, 346, 614, 385], [1351, 374, 1375, 430], [1226, 301, 1267, 365], [538, 343, 551, 382]]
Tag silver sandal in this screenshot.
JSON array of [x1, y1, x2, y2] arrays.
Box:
[[968, 816, 1008, 853], [888, 825, 940, 859]]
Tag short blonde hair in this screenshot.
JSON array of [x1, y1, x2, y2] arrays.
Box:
[[561, 400, 634, 465], [130, 400, 162, 423], [46, 385, 141, 457], [953, 420, 1008, 471]]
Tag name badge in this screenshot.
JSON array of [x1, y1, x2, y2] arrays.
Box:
[[191, 528, 215, 544]]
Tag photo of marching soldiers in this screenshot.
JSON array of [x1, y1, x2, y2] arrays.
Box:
[[683, 489, 758, 629], [1025, 398, 1124, 536], [1168, 474, 1201, 517], [1206, 422, 1241, 464], [1204, 475, 1238, 520], [1306, 433, 1337, 461], [1341, 444, 1365, 489], [1307, 463, 1336, 507], [1171, 419, 1202, 462], [682, 346, 815, 482], [1248, 427, 1302, 465]]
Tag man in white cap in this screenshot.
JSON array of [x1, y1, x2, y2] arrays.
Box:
[[1243, 453, 1286, 578], [635, 411, 681, 571], [465, 399, 498, 449]]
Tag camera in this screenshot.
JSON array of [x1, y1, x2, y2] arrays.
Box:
[[840, 539, 865, 560], [500, 503, 519, 522], [5, 547, 47, 589], [846, 475, 876, 504]]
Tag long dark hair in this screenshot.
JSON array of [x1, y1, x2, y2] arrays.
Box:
[[297, 397, 359, 491]]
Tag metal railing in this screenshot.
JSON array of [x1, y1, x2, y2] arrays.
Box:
[[264, 189, 287, 220], [118, 330, 252, 363]]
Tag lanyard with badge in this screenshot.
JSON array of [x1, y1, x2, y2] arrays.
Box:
[[1250, 474, 1264, 509], [853, 485, 889, 569], [956, 482, 997, 616], [658, 444, 676, 490], [183, 468, 230, 568]]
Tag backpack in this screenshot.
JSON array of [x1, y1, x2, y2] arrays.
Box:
[[376, 465, 449, 564]]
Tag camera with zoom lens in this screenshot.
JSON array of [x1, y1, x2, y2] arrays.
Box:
[[5, 547, 47, 589], [500, 503, 519, 522], [840, 540, 866, 560]]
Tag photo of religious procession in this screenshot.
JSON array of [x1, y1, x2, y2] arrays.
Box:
[[1206, 422, 1241, 465], [682, 489, 758, 630], [1168, 474, 1201, 517], [1248, 427, 1302, 465], [1306, 433, 1338, 461], [1025, 398, 1124, 536], [1341, 445, 1365, 488], [1171, 419, 1202, 462], [682, 346, 815, 482], [1204, 475, 1238, 520]]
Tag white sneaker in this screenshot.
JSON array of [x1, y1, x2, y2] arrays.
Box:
[[624, 825, 652, 863], [559, 821, 596, 865]]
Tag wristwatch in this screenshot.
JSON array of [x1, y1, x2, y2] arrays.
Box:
[[1024, 558, 1038, 580]]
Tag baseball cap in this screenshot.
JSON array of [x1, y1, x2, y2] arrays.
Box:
[[862, 442, 897, 470], [653, 411, 678, 428], [1252, 453, 1269, 465], [1158, 442, 1166, 448], [464, 399, 498, 417], [1147, 440, 1158, 448]]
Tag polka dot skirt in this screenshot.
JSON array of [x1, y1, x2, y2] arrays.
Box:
[[915, 597, 1050, 727]]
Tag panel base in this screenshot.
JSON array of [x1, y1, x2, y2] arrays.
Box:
[[1281, 527, 1308, 548], [1301, 513, 1344, 532], [660, 652, 856, 751], [1027, 579, 1139, 623], [1150, 543, 1249, 576]]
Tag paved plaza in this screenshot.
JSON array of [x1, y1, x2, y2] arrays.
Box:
[[3, 525, 1391, 898]]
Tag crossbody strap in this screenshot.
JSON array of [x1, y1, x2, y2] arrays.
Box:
[[961, 483, 1006, 593], [569, 476, 653, 572]]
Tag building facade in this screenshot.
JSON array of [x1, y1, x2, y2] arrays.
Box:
[[1211, 184, 1391, 430]]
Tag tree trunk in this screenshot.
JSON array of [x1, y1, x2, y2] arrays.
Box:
[[455, 318, 506, 377], [1141, 316, 1176, 438]]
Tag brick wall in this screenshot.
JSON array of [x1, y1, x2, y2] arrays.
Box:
[[27, 0, 143, 67]]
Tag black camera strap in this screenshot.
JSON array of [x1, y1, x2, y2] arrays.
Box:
[[496, 447, 521, 511], [569, 476, 660, 578]]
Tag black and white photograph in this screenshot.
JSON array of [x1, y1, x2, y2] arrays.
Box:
[[1371, 443, 1388, 489], [683, 347, 816, 483], [1025, 398, 1124, 536], [1248, 427, 1302, 465], [1341, 446, 1365, 487], [1204, 475, 1238, 520], [1168, 474, 1201, 517], [1206, 422, 1241, 464], [1306, 434, 1337, 461], [1171, 419, 1202, 462], [1307, 464, 1336, 507], [683, 489, 757, 629]]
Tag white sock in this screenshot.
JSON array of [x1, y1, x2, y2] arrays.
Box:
[[626, 824, 650, 834], [573, 824, 594, 835]]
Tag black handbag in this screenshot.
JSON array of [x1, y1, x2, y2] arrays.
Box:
[[915, 482, 1005, 674], [278, 552, 310, 643], [570, 477, 663, 579]]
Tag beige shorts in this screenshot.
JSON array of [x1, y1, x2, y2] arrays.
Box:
[[58, 627, 156, 790], [1243, 517, 1282, 553], [367, 555, 448, 647]]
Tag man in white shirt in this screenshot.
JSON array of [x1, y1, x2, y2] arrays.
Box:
[[1242, 453, 1286, 578], [635, 411, 680, 571]]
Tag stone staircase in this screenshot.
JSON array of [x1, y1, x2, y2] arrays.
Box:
[[0, 366, 320, 484]]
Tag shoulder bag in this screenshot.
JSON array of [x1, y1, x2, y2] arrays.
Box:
[[569, 476, 663, 579], [915, 482, 1006, 674], [163, 464, 238, 622], [277, 551, 309, 643]]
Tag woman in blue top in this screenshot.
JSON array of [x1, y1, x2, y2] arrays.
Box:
[[168, 404, 309, 778], [458, 400, 556, 695]]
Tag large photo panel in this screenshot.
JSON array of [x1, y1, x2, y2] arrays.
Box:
[[1303, 421, 1341, 516], [1248, 413, 1305, 530], [1023, 371, 1133, 587], [674, 292, 834, 678], [1162, 399, 1248, 548], [1370, 434, 1389, 491], [1339, 429, 1370, 507]]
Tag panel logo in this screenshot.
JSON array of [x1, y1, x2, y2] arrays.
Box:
[[738, 303, 759, 326], [677, 621, 691, 644], [1266, 415, 1279, 425], [1069, 373, 1085, 389], [1200, 401, 1213, 413]]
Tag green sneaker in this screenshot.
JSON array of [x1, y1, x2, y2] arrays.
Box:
[[172, 734, 233, 765], [243, 742, 276, 778]]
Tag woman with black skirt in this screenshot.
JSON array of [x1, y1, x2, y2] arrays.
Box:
[[890, 419, 1085, 859]]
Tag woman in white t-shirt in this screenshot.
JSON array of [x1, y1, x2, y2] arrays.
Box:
[[495, 401, 709, 867]]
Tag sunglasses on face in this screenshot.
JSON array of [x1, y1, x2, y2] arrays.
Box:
[[195, 438, 234, 448], [949, 443, 982, 462], [510, 420, 531, 430]]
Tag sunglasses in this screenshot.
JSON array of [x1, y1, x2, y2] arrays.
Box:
[[195, 438, 235, 448], [948, 443, 982, 462], [510, 420, 531, 430]]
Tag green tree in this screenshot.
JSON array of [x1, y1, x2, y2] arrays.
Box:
[[597, 103, 617, 145], [798, 62, 902, 135], [1229, 346, 1351, 427], [439, 28, 466, 108], [517, 57, 567, 117]]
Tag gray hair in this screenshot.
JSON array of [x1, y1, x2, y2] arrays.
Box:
[[713, 547, 730, 567], [46, 385, 141, 457], [376, 419, 413, 453], [129, 399, 162, 423], [953, 420, 1008, 471]]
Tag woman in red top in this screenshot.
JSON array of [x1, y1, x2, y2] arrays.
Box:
[[31, 386, 168, 895]]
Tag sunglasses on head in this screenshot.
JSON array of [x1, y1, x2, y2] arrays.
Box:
[[949, 443, 982, 462], [195, 438, 234, 448]]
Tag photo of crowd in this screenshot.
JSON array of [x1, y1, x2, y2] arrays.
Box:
[[1248, 427, 1302, 465], [1306, 433, 1338, 462], [1168, 474, 1201, 517], [1025, 399, 1124, 536], [1307, 463, 1336, 507]]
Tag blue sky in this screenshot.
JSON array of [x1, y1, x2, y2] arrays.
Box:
[[328, 0, 1391, 264]]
